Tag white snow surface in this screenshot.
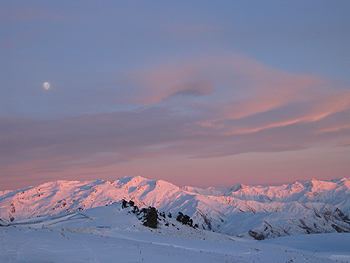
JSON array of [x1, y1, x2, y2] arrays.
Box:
[[1, 176, 350, 240], [1, 203, 349, 262]]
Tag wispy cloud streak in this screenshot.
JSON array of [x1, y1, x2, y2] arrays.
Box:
[[1, 52, 349, 186]]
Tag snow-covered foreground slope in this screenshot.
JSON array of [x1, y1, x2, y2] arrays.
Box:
[[1, 203, 349, 263], [1, 176, 350, 240]]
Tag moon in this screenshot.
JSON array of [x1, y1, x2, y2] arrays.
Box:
[[43, 82, 50, 89]]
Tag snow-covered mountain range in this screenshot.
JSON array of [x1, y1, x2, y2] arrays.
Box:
[[1, 176, 350, 240]]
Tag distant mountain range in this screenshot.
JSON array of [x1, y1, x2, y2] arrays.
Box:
[[1, 176, 349, 240]]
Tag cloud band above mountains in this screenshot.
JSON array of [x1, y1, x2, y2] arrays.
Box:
[[1, 52, 350, 182]]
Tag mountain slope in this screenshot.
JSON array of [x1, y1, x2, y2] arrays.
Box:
[[1, 176, 350, 239], [2, 202, 347, 262]]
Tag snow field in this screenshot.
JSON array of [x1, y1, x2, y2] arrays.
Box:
[[1, 204, 348, 262]]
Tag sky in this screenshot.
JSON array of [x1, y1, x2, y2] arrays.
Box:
[[1, 0, 350, 190]]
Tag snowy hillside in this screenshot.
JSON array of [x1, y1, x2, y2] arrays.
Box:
[[1, 201, 350, 262], [1, 176, 350, 240]]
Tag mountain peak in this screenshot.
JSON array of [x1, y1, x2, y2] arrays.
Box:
[[113, 175, 149, 186], [230, 183, 246, 192]]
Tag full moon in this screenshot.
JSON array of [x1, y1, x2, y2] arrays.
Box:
[[43, 82, 50, 89]]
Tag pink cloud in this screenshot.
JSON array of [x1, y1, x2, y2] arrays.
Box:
[[129, 57, 212, 104], [1, 51, 350, 189], [128, 52, 350, 134]]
